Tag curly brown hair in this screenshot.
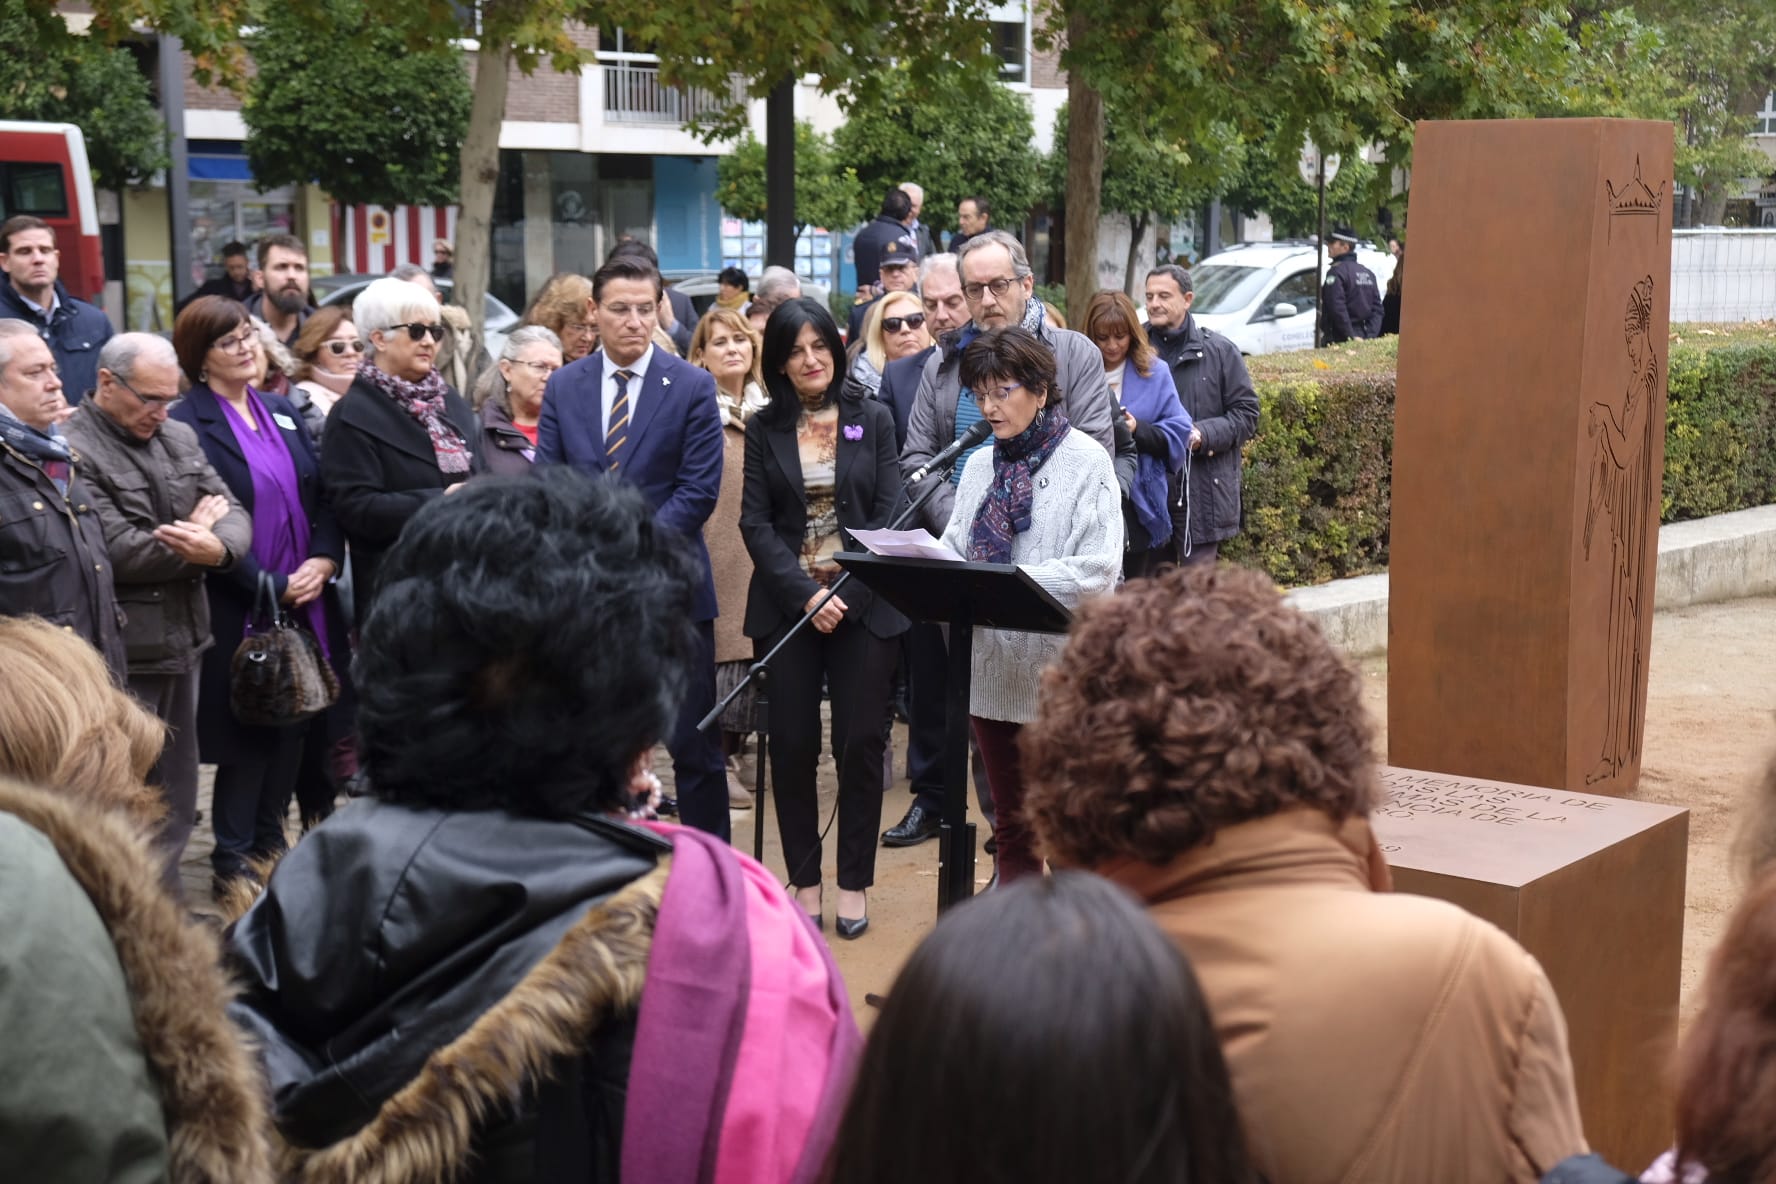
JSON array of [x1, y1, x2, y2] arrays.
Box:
[[1021, 564, 1376, 868]]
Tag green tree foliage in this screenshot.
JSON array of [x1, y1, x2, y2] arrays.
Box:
[[1049, 100, 1245, 287], [717, 121, 863, 235], [1555, 4, 1776, 225], [0, 0, 166, 189], [242, 0, 471, 208], [1223, 136, 1381, 241], [832, 65, 1044, 238], [1034, 0, 1580, 315]]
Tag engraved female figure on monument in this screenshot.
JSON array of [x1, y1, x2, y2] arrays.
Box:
[[1583, 276, 1658, 785]]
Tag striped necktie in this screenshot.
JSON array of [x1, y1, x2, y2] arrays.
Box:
[[605, 368, 635, 471]]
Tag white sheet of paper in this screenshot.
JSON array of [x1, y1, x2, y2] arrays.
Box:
[[849, 528, 965, 563]]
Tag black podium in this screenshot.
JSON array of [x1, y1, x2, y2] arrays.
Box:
[[833, 552, 1072, 915]]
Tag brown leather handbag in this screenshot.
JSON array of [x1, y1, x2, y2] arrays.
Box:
[[230, 572, 339, 726]]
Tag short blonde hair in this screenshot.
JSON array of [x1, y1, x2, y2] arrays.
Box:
[[0, 617, 166, 826], [688, 306, 763, 390], [863, 290, 927, 373]]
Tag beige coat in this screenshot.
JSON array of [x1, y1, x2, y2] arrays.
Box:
[[1098, 808, 1587, 1184], [708, 392, 759, 666]]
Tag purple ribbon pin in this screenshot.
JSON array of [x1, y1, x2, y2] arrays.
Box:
[[843, 424, 863, 441]]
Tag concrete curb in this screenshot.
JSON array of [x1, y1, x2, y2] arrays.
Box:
[[1285, 504, 1776, 657]]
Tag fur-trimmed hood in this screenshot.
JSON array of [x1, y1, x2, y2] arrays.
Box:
[[266, 862, 666, 1184], [0, 777, 274, 1183]]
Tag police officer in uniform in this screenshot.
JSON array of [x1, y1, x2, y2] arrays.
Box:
[[1319, 225, 1384, 345]]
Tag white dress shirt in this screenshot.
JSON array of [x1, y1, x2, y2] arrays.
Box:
[[601, 345, 655, 440]]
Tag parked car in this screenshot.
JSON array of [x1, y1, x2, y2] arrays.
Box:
[[665, 270, 832, 320], [0, 121, 103, 300], [1184, 241, 1396, 356], [311, 272, 519, 361]]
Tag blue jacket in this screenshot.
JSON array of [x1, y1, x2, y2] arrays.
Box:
[[876, 345, 933, 450], [1118, 362, 1193, 548], [0, 277, 113, 405], [536, 348, 724, 621]]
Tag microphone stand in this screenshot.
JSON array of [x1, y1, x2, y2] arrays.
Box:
[[698, 465, 958, 863]]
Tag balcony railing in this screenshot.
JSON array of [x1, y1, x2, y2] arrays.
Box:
[[604, 62, 739, 125]]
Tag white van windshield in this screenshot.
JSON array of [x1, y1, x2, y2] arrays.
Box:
[[1189, 265, 1272, 315]]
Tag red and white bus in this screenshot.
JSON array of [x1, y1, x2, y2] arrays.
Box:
[[0, 121, 104, 301]]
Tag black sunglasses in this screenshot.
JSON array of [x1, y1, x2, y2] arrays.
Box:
[[386, 322, 445, 342], [324, 338, 367, 356], [882, 313, 927, 333]]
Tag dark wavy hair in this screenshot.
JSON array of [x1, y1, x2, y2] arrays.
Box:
[[354, 470, 700, 818], [1022, 564, 1376, 868], [959, 325, 1057, 407], [172, 295, 250, 386], [823, 871, 1256, 1184], [759, 297, 846, 426]]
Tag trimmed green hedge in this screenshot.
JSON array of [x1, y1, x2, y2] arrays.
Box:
[[1221, 325, 1776, 587]]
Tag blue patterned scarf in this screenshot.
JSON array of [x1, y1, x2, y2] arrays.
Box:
[[0, 403, 73, 492], [967, 407, 1071, 563]]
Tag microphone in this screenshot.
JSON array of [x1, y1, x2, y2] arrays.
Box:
[[908, 420, 992, 484]]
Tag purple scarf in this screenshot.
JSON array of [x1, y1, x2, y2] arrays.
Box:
[[967, 407, 1072, 563], [356, 359, 472, 475], [219, 391, 328, 657]]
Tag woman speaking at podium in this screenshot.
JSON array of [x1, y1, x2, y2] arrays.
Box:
[[939, 326, 1122, 882]]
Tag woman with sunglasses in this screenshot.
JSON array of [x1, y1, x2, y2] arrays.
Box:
[[848, 291, 931, 395], [287, 306, 365, 448], [321, 276, 482, 624], [168, 296, 348, 896], [474, 325, 564, 476]]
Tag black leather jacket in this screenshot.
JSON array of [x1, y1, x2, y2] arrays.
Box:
[[227, 798, 668, 1177]]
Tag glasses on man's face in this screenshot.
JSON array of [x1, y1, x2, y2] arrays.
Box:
[[510, 359, 559, 375], [213, 328, 257, 355], [882, 313, 927, 333], [962, 276, 1019, 303], [387, 322, 446, 343], [971, 382, 1025, 406], [324, 338, 366, 357], [602, 303, 657, 323], [115, 374, 181, 412]]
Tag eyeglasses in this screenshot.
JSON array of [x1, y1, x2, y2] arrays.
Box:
[[212, 329, 257, 355], [565, 321, 594, 337], [971, 382, 1025, 406], [508, 359, 559, 375], [323, 338, 367, 357], [386, 322, 446, 342], [601, 303, 657, 322], [962, 277, 1019, 302], [115, 373, 182, 411], [882, 313, 927, 333]]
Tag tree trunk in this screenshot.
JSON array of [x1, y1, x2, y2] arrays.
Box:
[[1123, 211, 1149, 298], [457, 40, 511, 346], [1062, 9, 1104, 327], [1700, 82, 1773, 227]]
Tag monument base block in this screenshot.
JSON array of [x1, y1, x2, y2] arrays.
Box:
[[1372, 766, 1687, 1172]]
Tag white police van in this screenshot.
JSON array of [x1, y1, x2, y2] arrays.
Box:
[[1184, 241, 1396, 356]]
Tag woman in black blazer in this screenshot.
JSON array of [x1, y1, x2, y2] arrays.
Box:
[[168, 297, 348, 894], [742, 298, 908, 938], [320, 277, 483, 625]]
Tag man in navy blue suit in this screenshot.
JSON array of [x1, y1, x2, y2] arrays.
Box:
[[536, 255, 730, 838]]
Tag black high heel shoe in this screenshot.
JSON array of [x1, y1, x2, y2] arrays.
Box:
[[836, 889, 868, 939]]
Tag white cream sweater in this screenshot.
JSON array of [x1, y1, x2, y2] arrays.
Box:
[[939, 427, 1124, 723]]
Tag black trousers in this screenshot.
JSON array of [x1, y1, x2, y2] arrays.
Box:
[[904, 622, 995, 825], [210, 722, 303, 881], [128, 666, 201, 895], [760, 616, 899, 890], [667, 619, 730, 840]]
